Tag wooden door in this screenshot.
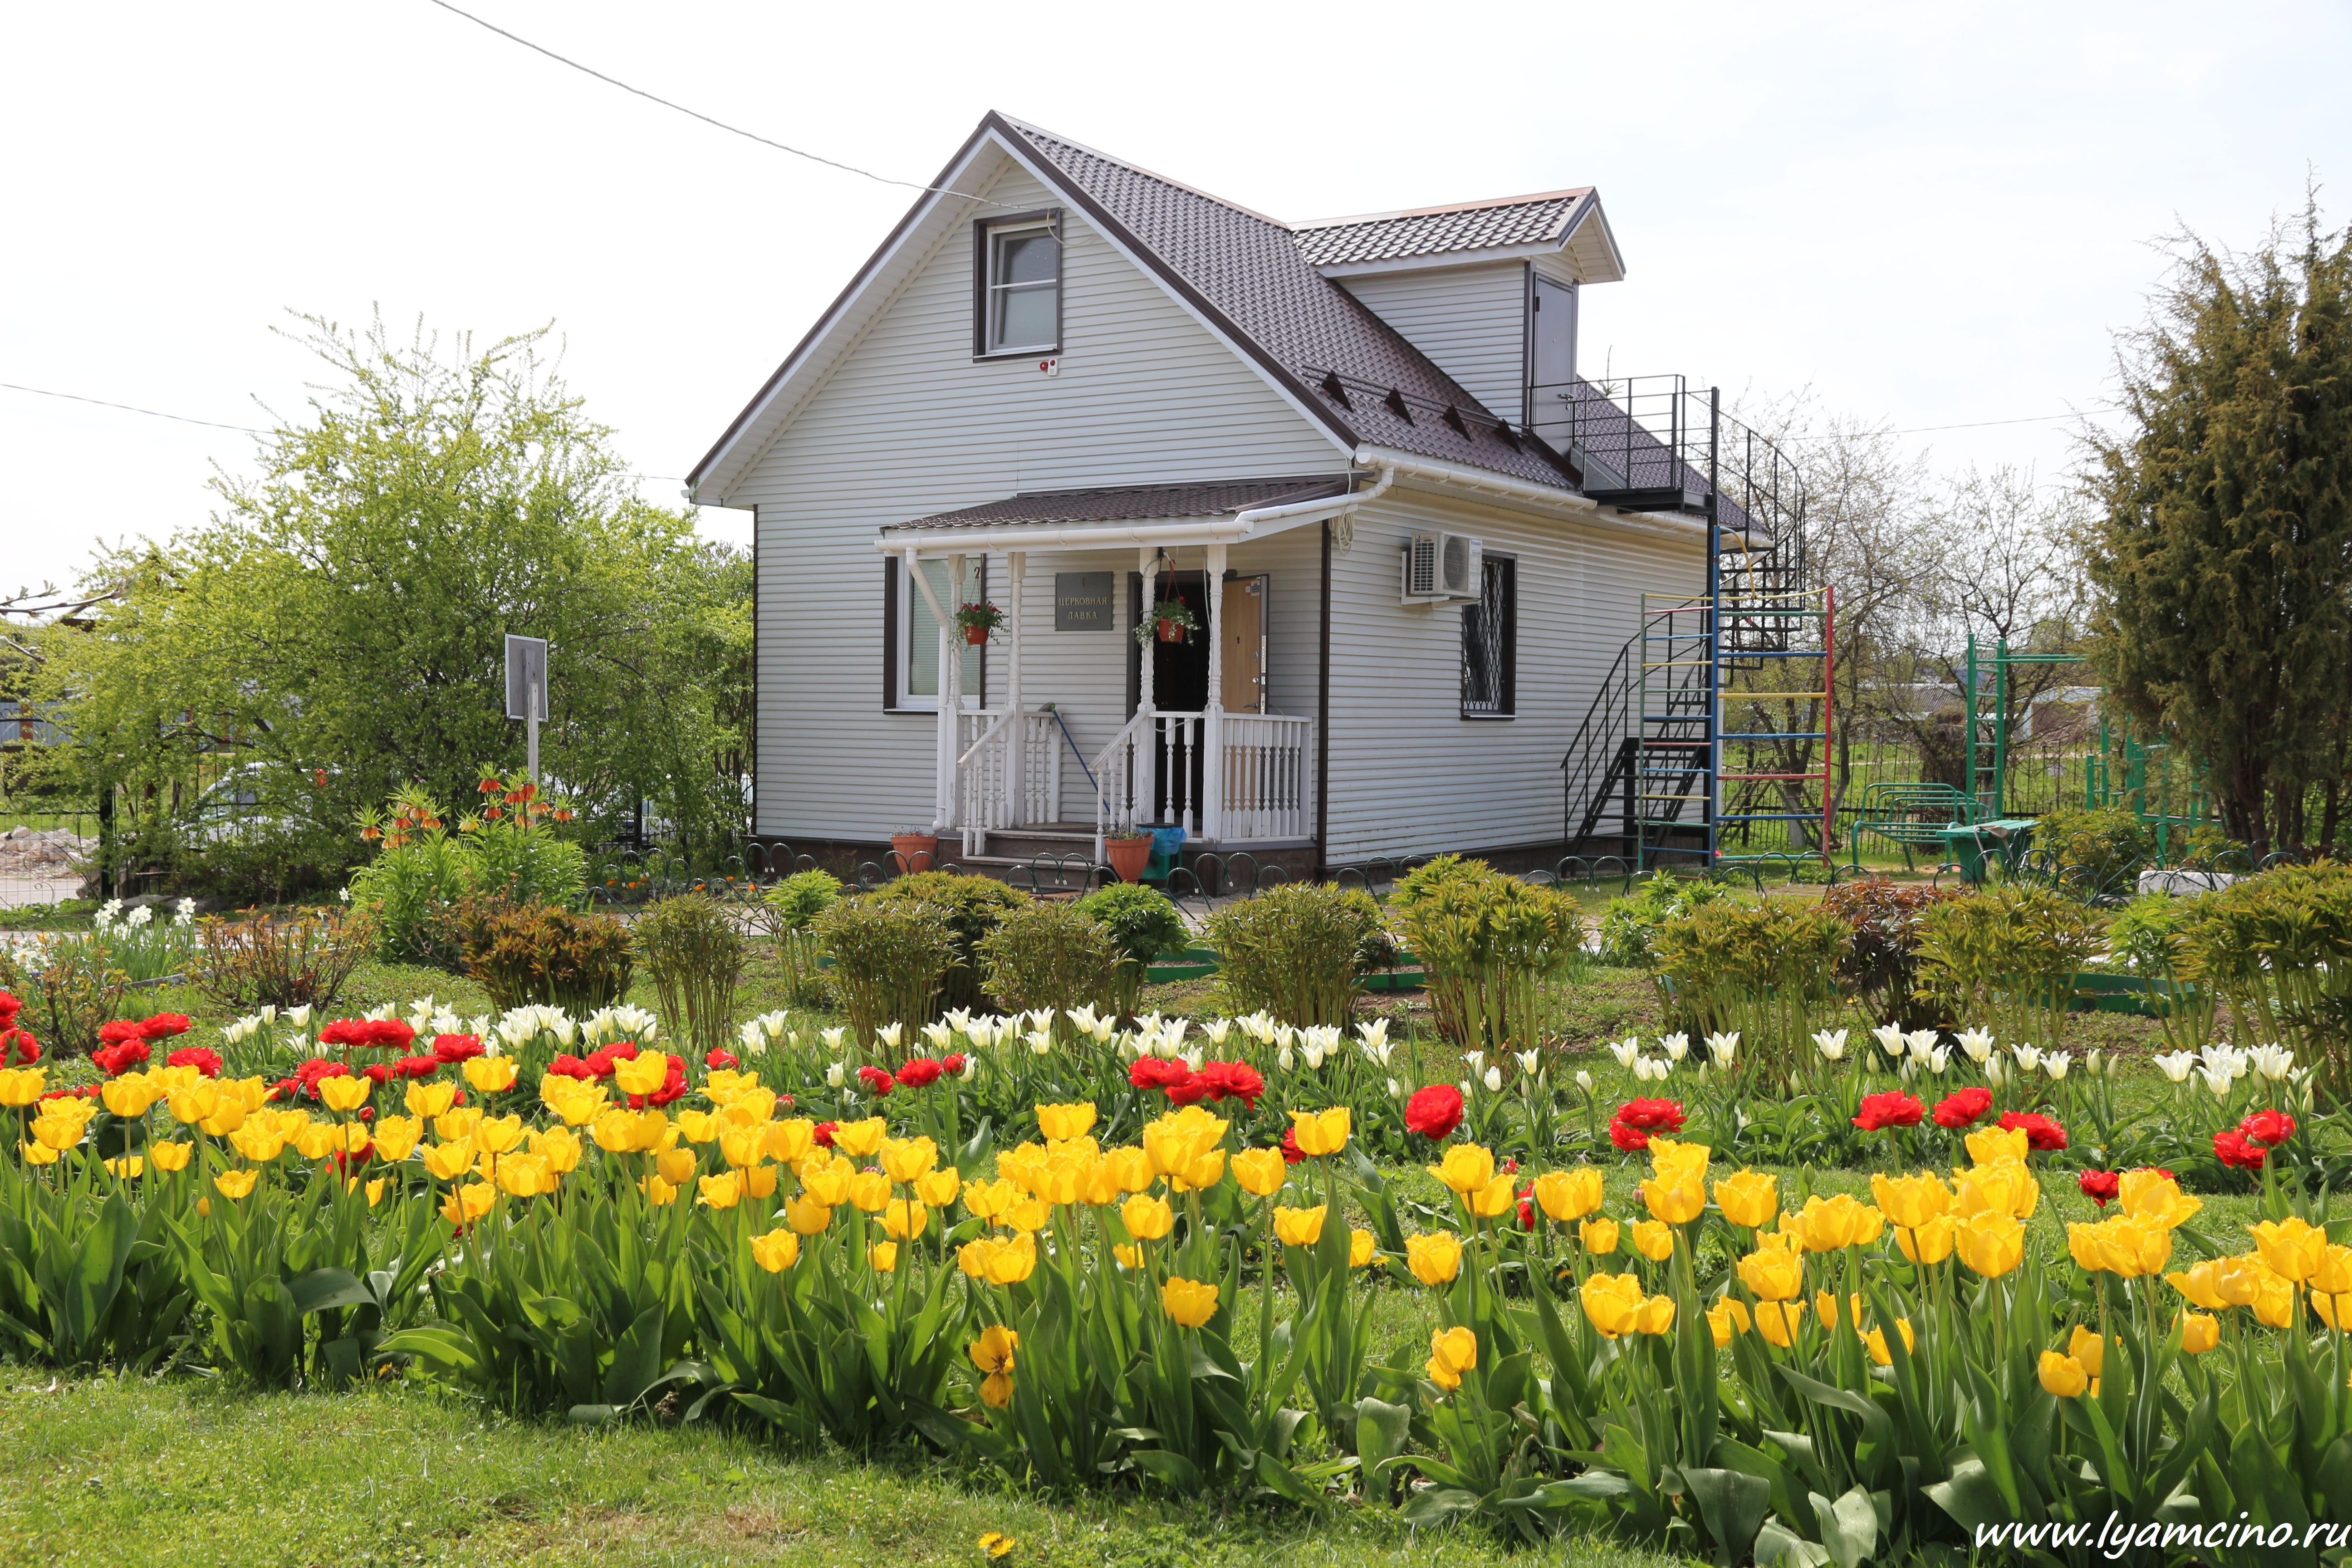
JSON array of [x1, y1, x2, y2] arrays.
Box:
[[1221, 575, 1267, 714]]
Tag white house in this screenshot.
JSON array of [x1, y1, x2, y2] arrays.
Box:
[[687, 113, 1777, 880]]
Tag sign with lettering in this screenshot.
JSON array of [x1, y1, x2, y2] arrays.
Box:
[[1054, 571, 1114, 632]]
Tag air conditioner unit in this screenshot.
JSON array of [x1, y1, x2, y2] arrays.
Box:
[[1402, 531, 1483, 603]]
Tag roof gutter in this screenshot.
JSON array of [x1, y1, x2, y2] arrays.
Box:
[[1351, 446, 1712, 543], [872, 466, 1397, 555]]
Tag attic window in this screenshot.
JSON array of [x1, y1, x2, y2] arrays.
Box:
[[975, 212, 1062, 357]]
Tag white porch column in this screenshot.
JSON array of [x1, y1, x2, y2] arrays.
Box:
[[903, 547, 955, 834], [1136, 548, 1159, 837], [947, 551, 967, 841], [1005, 551, 1026, 827], [1137, 548, 1159, 720], [1203, 542, 1227, 843]]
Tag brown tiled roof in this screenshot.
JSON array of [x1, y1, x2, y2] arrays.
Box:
[[1292, 190, 1596, 269], [998, 117, 1576, 491], [887, 477, 1348, 533]]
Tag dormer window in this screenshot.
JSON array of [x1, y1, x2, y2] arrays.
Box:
[[975, 212, 1061, 357]]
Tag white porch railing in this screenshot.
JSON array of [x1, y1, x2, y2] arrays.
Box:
[[1093, 710, 1313, 850], [955, 708, 1061, 853]]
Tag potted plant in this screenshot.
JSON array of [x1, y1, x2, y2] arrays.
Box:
[[1136, 598, 1199, 646], [954, 601, 1004, 647], [1102, 829, 1154, 883], [889, 827, 940, 872]]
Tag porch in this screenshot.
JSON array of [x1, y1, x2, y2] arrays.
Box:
[[877, 477, 1363, 864]]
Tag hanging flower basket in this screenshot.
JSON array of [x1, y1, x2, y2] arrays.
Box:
[[1137, 598, 1200, 647], [954, 601, 1004, 646]]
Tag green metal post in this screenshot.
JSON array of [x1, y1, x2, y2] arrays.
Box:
[[1992, 639, 2009, 819]]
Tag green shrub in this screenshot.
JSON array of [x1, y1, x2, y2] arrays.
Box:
[[636, 893, 748, 1060], [818, 897, 959, 1043], [761, 869, 842, 1004], [980, 902, 1122, 1019], [1074, 882, 1190, 1019], [1914, 885, 2105, 1053], [859, 872, 1028, 1014], [1390, 856, 1584, 1054], [1595, 871, 1732, 967], [2107, 889, 2220, 1057], [0, 938, 128, 1057], [1205, 882, 1382, 1028], [189, 907, 376, 1013], [460, 904, 634, 1015], [2176, 860, 2352, 1096], [345, 779, 587, 965], [1651, 898, 1851, 1075], [2032, 805, 2154, 893], [1815, 877, 1963, 1029]]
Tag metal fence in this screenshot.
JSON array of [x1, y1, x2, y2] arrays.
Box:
[[0, 808, 99, 909]]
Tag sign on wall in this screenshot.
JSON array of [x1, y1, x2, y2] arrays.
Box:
[[1054, 572, 1114, 632]]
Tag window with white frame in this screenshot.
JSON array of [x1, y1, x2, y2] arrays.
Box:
[[897, 557, 984, 710], [976, 215, 1061, 356]]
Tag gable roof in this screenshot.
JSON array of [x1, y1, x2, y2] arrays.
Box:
[[688, 113, 1590, 501], [1292, 188, 1624, 281]]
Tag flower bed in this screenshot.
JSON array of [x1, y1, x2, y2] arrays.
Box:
[[2, 978, 2349, 1556]]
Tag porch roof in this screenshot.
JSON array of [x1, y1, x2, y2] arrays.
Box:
[[880, 476, 1348, 541]]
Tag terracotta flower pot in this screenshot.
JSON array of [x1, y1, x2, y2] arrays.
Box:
[[1156, 618, 1189, 644], [889, 833, 939, 873], [1104, 836, 1153, 883], [964, 625, 989, 646]]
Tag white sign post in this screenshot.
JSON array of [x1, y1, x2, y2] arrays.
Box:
[[504, 636, 549, 788]]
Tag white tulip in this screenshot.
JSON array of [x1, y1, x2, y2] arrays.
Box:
[[1279, 1046, 1294, 1072], [1575, 1069, 1594, 1094], [1026, 1030, 1054, 1057], [958, 1054, 978, 1079], [1812, 1029, 1848, 1062], [1906, 1028, 1940, 1057], [1705, 1032, 1739, 1068], [2010, 1044, 2043, 1074], [1956, 1027, 1995, 1063], [1482, 1066, 1503, 1093], [1357, 1019, 1390, 1053], [2151, 1050, 2195, 1083], [1463, 1051, 1485, 1074], [2200, 1066, 2236, 1098], [1608, 1036, 1641, 1068], [286, 1004, 313, 1029], [1201, 1017, 1230, 1047], [921, 1021, 954, 1052], [1661, 1033, 1690, 1062], [2249, 1044, 2295, 1081], [2043, 1052, 2071, 1082], [820, 1027, 847, 1051], [1301, 1041, 1328, 1070], [1515, 1049, 1541, 1077], [1872, 1024, 1906, 1058], [1924, 1045, 1950, 1075], [1387, 1078, 1402, 1098], [1460, 1079, 1475, 1096], [825, 1061, 846, 1088], [875, 1023, 903, 1051], [1983, 1056, 2008, 1088]]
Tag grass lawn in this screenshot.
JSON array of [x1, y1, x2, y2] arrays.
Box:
[[0, 1378, 1700, 1568]]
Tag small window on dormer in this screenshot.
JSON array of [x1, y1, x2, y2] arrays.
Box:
[[978, 215, 1061, 356]]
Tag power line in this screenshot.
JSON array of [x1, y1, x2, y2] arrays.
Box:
[[1776, 406, 2123, 441], [418, 0, 1011, 209], [2, 380, 267, 434]]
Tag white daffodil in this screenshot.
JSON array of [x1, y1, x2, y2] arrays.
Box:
[[2151, 1050, 2196, 1083], [1956, 1027, 1994, 1063], [1661, 1033, 1690, 1063], [174, 897, 197, 924], [825, 1061, 846, 1088], [125, 904, 153, 929], [1705, 1032, 1739, 1068], [1813, 1028, 1848, 1062], [1608, 1036, 1641, 1068], [1482, 1065, 1504, 1093], [2249, 1044, 2295, 1081]]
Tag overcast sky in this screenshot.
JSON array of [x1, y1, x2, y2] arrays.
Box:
[[5, 0, 2347, 596]]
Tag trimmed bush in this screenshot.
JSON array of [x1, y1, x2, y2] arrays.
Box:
[[1816, 876, 1963, 1029], [858, 872, 1028, 1014], [980, 902, 1123, 1019], [1205, 882, 1382, 1028], [460, 903, 634, 1015], [1914, 884, 2105, 1054], [817, 896, 959, 1043], [1390, 855, 1585, 1054], [636, 893, 748, 1060], [760, 869, 842, 1004], [1074, 882, 1191, 1019]]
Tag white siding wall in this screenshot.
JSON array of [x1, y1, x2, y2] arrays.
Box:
[[1321, 491, 1705, 863], [731, 157, 1347, 843], [1338, 263, 1528, 424]]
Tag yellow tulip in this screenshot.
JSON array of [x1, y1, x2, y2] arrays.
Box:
[[2068, 1215, 2174, 1279], [2066, 1323, 2109, 1379], [148, 1140, 193, 1173], [1289, 1106, 1350, 1158], [229, 1125, 287, 1164], [750, 1229, 801, 1273], [1581, 1217, 1620, 1256], [983, 1232, 1037, 1285], [313, 1075, 369, 1113], [2210, 1253, 2275, 1309], [1896, 1215, 1956, 1266], [2166, 1259, 2231, 1311], [881, 1135, 938, 1183], [786, 1195, 833, 1235], [1708, 1297, 1752, 1348], [641, 1172, 678, 1206], [436, 1107, 484, 1144], [364, 1178, 386, 1207], [1232, 1147, 1287, 1197], [475, 1114, 525, 1155], [2178, 1311, 2220, 1353], [2118, 1168, 2202, 1230], [969, 1322, 1018, 1375], [1406, 1231, 1463, 1286], [101, 1074, 164, 1119], [1142, 1106, 1228, 1176], [1580, 1272, 1645, 1338], [2252, 1217, 2328, 1284], [1629, 1219, 1676, 1262], [19, 1141, 59, 1166], [698, 1172, 744, 1210], [657, 1147, 699, 1186], [2253, 1270, 2296, 1329], [406, 1080, 459, 1118], [1122, 1193, 1174, 1241], [1468, 1173, 1517, 1220], [1789, 1194, 1884, 1252], [1534, 1167, 1606, 1223], [0, 1067, 46, 1107], [2038, 1351, 2088, 1397], [742, 1165, 779, 1199], [439, 1181, 495, 1224], [869, 1242, 899, 1273], [531, 1125, 582, 1174], [462, 1056, 518, 1093], [1036, 1102, 1097, 1142], [1106, 1146, 1156, 1194], [963, 1176, 1015, 1220], [1350, 1228, 1376, 1268], [832, 1117, 890, 1158], [371, 1115, 423, 1163], [1171, 1150, 1225, 1193], [612, 1052, 669, 1097], [800, 1156, 853, 1206], [1864, 1319, 1915, 1367], [916, 1167, 962, 1207], [1870, 1171, 1951, 1231], [1954, 1211, 2025, 1279], [1736, 1246, 1804, 1302], [1160, 1275, 1220, 1328], [720, 1125, 770, 1171], [497, 1152, 554, 1198], [1814, 1290, 1862, 1332], [1754, 1299, 1808, 1348], [765, 1119, 817, 1166], [1004, 1196, 1052, 1233], [1112, 1243, 1144, 1270], [1273, 1204, 1327, 1247], [1713, 1170, 1780, 1230], [1425, 1325, 1477, 1390], [104, 1156, 144, 1180], [1646, 1137, 1710, 1186], [848, 1171, 892, 1212], [2314, 1245, 2352, 1298], [1966, 1125, 2031, 1165], [1954, 1159, 2039, 1221], [1642, 1176, 1706, 1226], [422, 1140, 475, 1181], [1428, 1143, 1495, 1196], [882, 1199, 928, 1239]]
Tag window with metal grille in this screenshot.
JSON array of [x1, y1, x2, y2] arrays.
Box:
[[1460, 556, 1516, 718]]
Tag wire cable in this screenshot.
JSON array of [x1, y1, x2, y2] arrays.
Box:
[[417, 0, 1011, 208], [1775, 407, 2122, 441], [1, 380, 266, 433]]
